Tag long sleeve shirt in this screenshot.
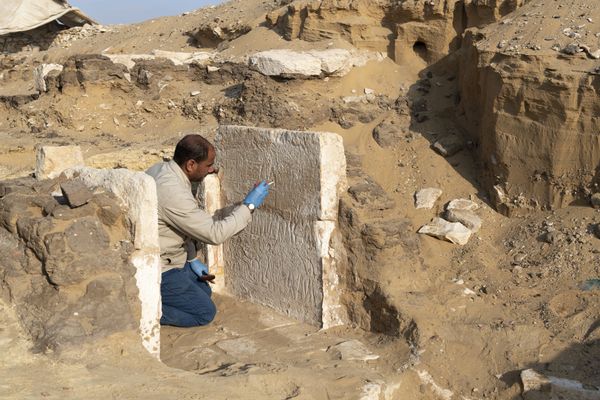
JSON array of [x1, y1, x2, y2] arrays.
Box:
[[146, 160, 252, 271]]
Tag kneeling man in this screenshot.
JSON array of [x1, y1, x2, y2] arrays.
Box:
[[147, 134, 269, 327]]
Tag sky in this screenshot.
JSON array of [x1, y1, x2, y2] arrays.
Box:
[[69, 0, 223, 25]]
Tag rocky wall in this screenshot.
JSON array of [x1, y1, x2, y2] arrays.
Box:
[[0, 176, 139, 353], [266, 0, 526, 63], [457, 3, 600, 213]]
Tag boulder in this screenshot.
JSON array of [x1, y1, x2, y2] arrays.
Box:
[[418, 217, 472, 245]]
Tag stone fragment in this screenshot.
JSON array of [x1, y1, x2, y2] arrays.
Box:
[[35, 145, 84, 180], [418, 217, 472, 245], [521, 369, 600, 400], [590, 193, 600, 209], [432, 135, 464, 157], [445, 209, 481, 232], [415, 188, 442, 209], [34, 63, 63, 92], [60, 179, 94, 208], [446, 198, 479, 211], [212, 126, 347, 327], [327, 340, 379, 361]]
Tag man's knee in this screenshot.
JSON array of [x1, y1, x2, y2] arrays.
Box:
[[195, 300, 217, 325]]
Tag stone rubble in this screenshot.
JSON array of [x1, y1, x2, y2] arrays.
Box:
[[418, 217, 472, 245]]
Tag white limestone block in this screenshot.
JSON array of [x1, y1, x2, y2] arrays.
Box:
[[415, 188, 442, 209], [34, 63, 63, 92], [446, 198, 479, 211], [445, 209, 481, 232], [418, 217, 472, 245], [521, 369, 600, 400], [35, 145, 84, 180], [66, 167, 161, 359], [212, 125, 347, 327], [308, 49, 353, 76], [201, 174, 225, 294], [151, 49, 215, 65], [248, 50, 323, 77]]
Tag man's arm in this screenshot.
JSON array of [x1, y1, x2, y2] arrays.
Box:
[[162, 194, 252, 246]]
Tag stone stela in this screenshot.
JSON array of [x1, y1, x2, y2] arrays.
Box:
[[203, 125, 348, 328]]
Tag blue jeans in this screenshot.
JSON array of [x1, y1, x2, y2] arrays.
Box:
[[160, 262, 216, 327]]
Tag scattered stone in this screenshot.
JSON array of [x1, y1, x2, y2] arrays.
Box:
[[35, 145, 84, 180], [446, 198, 479, 211], [348, 177, 395, 210], [415, 188, 443, 209], [207, 65, 220, 72], [327, 340, 379, 361], [590, 193, 600, 209], [541, 230, 560, 244], [372, 115, 408, 148], [445, 209, 482, 232], [593, 223, 600, 239], [190, 91, 201, 96], [432, 135, 464, 157], [562, 43, 583, 55], [579, 45, 600, 59], [521, 369, 600, 400], [418, 217, 472, 245], [60, 179, 94, 208]]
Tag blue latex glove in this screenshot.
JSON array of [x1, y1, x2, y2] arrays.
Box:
[[243, 180, 270, 208], [188, 258, 209, 277]]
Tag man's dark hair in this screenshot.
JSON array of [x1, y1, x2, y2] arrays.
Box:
[[173, 134, 213, 166]]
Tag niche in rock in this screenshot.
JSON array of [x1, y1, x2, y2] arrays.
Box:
[[413, 41, 428, 61]]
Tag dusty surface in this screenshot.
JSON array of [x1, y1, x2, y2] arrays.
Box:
[[1, 0, 599, 399]]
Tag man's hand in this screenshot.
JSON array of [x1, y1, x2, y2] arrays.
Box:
[[243, 180, 270, 208], [188, 258, 209, 276]]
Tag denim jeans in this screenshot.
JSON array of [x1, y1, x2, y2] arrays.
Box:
[[160, 262, 216, 327]]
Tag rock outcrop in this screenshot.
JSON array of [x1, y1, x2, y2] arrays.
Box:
[[458, 0, 600, 214], [266, 0, 526, 63], [0, 176, 138, 353]]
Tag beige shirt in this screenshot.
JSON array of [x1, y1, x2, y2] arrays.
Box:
[[146, 160, 252, 271]]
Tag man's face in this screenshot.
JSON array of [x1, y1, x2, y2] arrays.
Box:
[[186, 146, 217, 182]]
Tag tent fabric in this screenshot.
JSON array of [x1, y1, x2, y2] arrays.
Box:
[[0, 0, 96, 35]]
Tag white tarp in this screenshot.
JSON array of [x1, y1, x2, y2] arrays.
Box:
[[0, 0, 96, 35]]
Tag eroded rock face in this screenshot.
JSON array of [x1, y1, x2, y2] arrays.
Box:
[[0, 177, 138, 353], [458, 0, 600, 214], [267, 0, 525, 62]]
